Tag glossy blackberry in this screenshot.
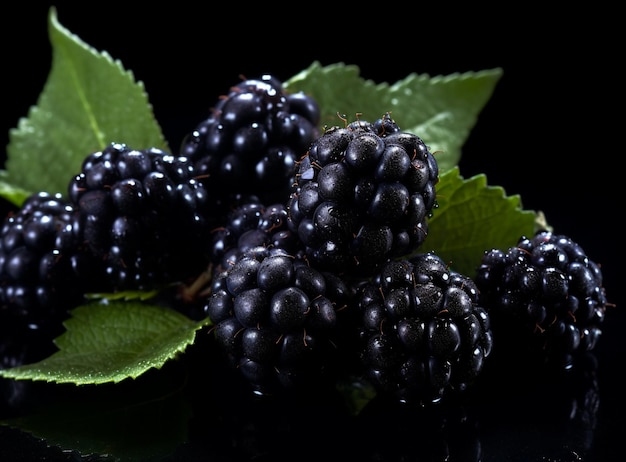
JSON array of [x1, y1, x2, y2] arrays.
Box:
[[474, 230, 608, 369], [355, 252, 493, 405], [180, 74, 321, 209], [0, 192, 90, 336], [178, 199, 304, 317], [206, 247, 353, 395], [287, 114, 439, 277], [209, 198, 302, 271], [68, 142, 211, 291]]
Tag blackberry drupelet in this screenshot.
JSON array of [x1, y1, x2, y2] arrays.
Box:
[[0, 192, 91, 338], [206, 246, 353, 395], [287, 114, 439, 277], [180, 74, 321, 209], [355, 252, 493, 405], [68, 142, 211, 291], [474, 230, 608, 369]]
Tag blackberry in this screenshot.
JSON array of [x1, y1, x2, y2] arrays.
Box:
[[0, 192, 90, 336], [355, 252, 493, 405], [180, 74, 321, 209], [474, 230, 608, 369], [178, 198, 303, 317], [287, 114, 439, 277], [205, 246, 353, 395], [209, 198, 302, 271], [68, 142, 211, 291]]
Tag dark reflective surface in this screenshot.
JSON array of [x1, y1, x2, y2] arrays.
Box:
[[2, 3, 621, 461], [1, 311, 624, 461]]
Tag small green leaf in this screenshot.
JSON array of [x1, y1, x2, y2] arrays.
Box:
[[0, 301, 210, 384], [421, 167, 537, 277], [336, 377, 377, 416], [85, 289, 161, 301], [0, 171, 31, 207], [1, 7, 168, 205], [285, 61, 502, 173]]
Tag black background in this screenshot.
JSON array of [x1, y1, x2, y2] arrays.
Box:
[[1, 3, 622, 461]]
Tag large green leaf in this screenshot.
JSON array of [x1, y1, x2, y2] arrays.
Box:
[[0, 302, 210, 384], [285, 62, 502, 173], [421, 167, 537, 277], [0, 7, 167, 206]]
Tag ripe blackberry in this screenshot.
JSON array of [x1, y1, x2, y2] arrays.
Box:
[[355, 252, 493, 405], [177, 198, 304, 318], [68, 142, 211, 291], [180, 74, 321, 209], [0, 192, 91, 336], [287, 114, 439, 277], [209, 198, 302, 271], [474, 230, 608, 369], [205, 247, 353, 395]]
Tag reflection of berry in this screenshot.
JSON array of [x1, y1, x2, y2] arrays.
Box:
[[179, 345, 353, 462], [354, 393, 482, 462], [475, 351, 600, 461], [206, 247, 351, 395], [180, 74, 320, 208], [68, 142, 210, 291], [475, 230, 608, 368], [287, 114, 439, 276], [1, 331, 55, 416], [356, 252, 493, 405]]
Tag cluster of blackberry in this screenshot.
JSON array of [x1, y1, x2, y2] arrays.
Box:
[[0, 74, 610, 408], [355, 253, 493, 404], [180, 74, 321, 210], [200, 107, 448, 401], [474, 231, 608, 369], [68, 143, 213, 291], [206, 247, 352, 395], [0, 192, 89, 352], [0, 75, 321, 362], [287, 114, 438, 276]]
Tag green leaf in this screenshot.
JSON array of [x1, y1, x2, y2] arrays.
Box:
[[84, 289, 161, 302], [421, 167, 537, 277], [0, 301, 210, 384], [284, 61, 502, 173], [336, 377, 377, 416], [1, 369, 191, 461], [0, 7, 168, 206], [0, 171, 31, 207]]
